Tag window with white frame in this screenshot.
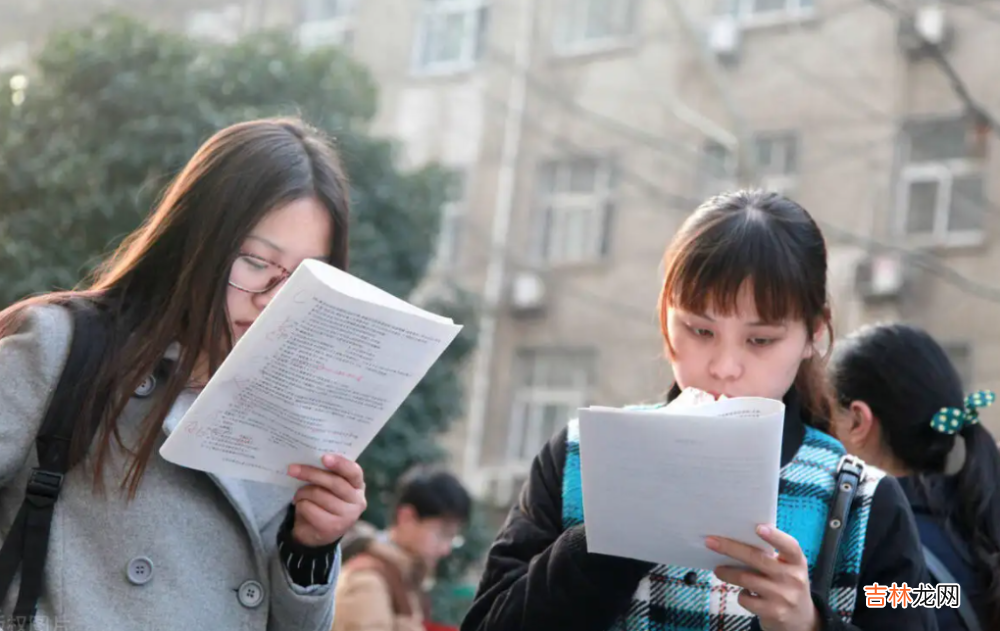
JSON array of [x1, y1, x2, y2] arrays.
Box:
[[298, 0, 356, 50], [507, 349, 594, 464], [897, 116, 985, 244], [434, 172, 467, 268], [755, 132, 798, 194], [532, 156, 616, 265], [701, 140, 737, 197], [700, 132, 798, 197], [718, 0, 815, 21], [185, 5, 244, 42], [553, 0, 636, 53], [412, 0, 489, 74]]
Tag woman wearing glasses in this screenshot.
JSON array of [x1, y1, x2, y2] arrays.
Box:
[[0, 117, 364, 631]]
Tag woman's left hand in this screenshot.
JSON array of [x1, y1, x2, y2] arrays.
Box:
[[707, 524, 818, 631], [288, 454, 367, 547]]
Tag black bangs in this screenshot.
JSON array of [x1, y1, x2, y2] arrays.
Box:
[[659, 189, 833, 422], [662, 191, 827, 324]]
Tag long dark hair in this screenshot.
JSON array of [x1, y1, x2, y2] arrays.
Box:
[[0, 116, 350, 497], [658, 189, 834, 423], [830, 322, 1000, 627]]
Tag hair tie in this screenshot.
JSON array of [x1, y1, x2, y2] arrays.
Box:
[[930, 389, 995, 434]]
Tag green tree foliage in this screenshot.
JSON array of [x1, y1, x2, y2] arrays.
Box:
[[0, 14, 486, 623]]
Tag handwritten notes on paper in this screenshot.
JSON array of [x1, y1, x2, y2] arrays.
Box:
[[577, 396, 785, 571], [159, 260, 463, 487]]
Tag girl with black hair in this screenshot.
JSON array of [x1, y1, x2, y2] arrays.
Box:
[[830, 322, 1000, 631], [462, 190, 934, 631]]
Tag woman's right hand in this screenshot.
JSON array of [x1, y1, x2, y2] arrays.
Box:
[[708, 525, 818, 631], [287, 454, 367, 548]]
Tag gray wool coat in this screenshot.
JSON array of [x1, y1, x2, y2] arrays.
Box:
[[0, 305, 339, 630]]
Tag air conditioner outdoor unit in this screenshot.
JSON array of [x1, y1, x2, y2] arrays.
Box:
[[855, 253, 905, 301], [708, 18, 740, 62], [899, 5, 952, 57], [509, 270, 546, 314], [916, 5, 948, 44]]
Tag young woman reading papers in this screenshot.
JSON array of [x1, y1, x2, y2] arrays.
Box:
[[461, 190, 934, 631]]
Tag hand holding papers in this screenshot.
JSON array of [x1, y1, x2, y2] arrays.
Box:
[[577, 392, 784, 571], [159, 259, 463, 486]]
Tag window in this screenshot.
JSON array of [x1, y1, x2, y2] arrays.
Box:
[[434, 172, 467, 268], [701, 140, 737, 197], [897, 116, 985, 244], [302, 0, 354, 20], [532, 156, 616, 265], [700, 132, 798, 197], [553, 0, 636, 53], [412, 0, 489, 75], [507, 349, 594, 464], [718, 0, 815, 21], [0, 42, 29, 72], [185, 5, 244, 42], [299, 0, 356, 50], [942, 342, 973, 387], [485, 472, 529, 509], [754, 132, 798, 195]]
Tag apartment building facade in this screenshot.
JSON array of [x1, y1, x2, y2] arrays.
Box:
[[357, 0, 1000, 511], [4, 0, 999, 512]]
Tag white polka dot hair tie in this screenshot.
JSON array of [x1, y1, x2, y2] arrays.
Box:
[[930, 390, 995, 434]]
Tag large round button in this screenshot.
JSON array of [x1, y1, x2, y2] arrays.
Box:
[[126, 557, 154, 585], [134, 375, 156, 398], [238, 580, 265, 608], [683, 571, 698, 586]]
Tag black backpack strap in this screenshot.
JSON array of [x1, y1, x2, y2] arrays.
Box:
[[0, 302, 109, 627], [813, 454, 866, 598], [922, 545, 982, 631]]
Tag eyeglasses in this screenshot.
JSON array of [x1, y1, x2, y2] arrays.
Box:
[[228, 252, 292, 294]]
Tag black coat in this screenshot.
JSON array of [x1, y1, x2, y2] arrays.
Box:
[[461, 388, 937, 631], [898, 474, 989, 631]]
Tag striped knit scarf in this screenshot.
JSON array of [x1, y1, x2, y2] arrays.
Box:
[[562, 412, 885, 631]]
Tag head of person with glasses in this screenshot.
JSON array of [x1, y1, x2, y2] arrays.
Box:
[[219, 126, 349, 347]]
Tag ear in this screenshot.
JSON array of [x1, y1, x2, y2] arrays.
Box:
[[802, 343, 815, 360], [841, 400, 879, 449], [805, 311, 831, 359], [395, 504, 418, 527]]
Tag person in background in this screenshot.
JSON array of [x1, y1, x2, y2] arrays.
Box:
[[830, 322, 1000, 631], [333, 466, 472, 631]]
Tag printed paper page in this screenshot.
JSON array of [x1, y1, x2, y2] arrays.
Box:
[[159, 262, 463, 486], [577, 397, 784, 571]]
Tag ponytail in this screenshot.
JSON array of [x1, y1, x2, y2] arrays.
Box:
[[953, 423, 1000, 628]]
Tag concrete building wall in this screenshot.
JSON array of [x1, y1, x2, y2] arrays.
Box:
[[5, 0, 999, 510]]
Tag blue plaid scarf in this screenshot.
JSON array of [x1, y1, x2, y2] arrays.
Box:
[[562, 411, 883, 630]]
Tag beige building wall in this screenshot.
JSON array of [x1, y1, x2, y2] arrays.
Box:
[[4, 0, 999, 512]]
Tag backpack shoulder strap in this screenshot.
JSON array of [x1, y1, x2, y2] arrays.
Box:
[[814, 454, 865, 597], [0, 301, 110, 626], [922, 545, 982, 631]]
